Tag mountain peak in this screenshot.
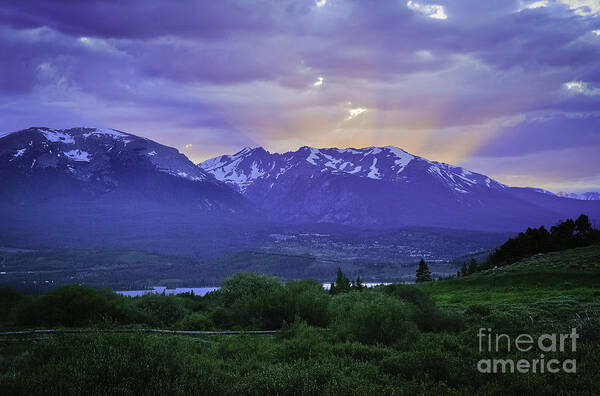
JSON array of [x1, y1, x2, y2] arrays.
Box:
[[199, 144, 505, 194], [236, 146, 268, 156], [1, 126, 213, 185]]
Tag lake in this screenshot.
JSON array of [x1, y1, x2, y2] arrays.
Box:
[[116, 286, 219, 297], [116, 282, 396, 297]]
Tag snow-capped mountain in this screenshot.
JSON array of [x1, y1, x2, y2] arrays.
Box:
[[557, 192, 600, 201], [0, 127, 250, 212], [1, 127, 598, 235], [200, 145, 505, 194], [200, 146, 600, 231]]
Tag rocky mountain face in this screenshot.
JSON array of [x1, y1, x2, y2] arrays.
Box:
[[200, 146, 600, 231], [557, 192, 600, 201], [0, 127, 260, 256], [0, 127, 249, 211]]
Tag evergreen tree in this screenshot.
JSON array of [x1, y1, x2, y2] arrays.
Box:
[[415, 259, 432, 283], [468, 258, 478, 274], [460, 262, 468, 277], [486, 215, 600, 268], [355, 276, 363, 291], [329, 282, 336, 294], [575, 214, 592, 236], [330, 267, 351, 294]]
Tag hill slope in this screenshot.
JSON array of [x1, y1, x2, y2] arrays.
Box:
[[424, 244, 600, 305]]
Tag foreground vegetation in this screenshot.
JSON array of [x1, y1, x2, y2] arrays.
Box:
[[1, 246, 600, 395]]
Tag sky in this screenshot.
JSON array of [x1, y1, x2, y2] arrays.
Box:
[[0, 0, 599, 192]]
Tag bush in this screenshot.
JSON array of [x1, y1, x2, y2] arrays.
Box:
[[0, 287, 22, 325], [578, 317, 600, 345], [413, 309, 465, 333], [382, 284, 463, 332], [328, 290, 419, 346], [218, 272, 288, 329], [382, 284, 435, 310], [284, 280, 329, 327], [134, 294, 188, 327], [464, 304, 491, 317], [14, 285, 137, 327], [275, 320, 328, 362], [177, 312, 214, 331]]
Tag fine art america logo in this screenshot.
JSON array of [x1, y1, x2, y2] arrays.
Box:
[[477, 328, 578, 374]]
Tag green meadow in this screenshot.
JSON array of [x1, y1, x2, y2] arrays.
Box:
[[1, 245, 599, 395]]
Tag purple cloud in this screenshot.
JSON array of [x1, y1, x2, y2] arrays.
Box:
[[0, 0, 599, 191]]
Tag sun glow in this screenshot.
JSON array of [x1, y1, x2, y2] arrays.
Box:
[[563, 80, 600, 95], [524, 1, 549, 9], [347, 107, 367, 120], [406, 1, 448, 20]]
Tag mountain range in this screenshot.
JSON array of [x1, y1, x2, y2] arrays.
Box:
[[556, 192, 600, 201], [200, 145, 600, 231], [1, 126, 599, 255]]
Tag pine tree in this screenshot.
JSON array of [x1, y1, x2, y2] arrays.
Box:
[[355, 276, 363, 291], [331, 267, 351, 294], [575, 214, 592, 236], [329, 282, 336, 294], [468, 258, 478, 274], [415, 258, 432, 283], [461, 262, 468, 277]]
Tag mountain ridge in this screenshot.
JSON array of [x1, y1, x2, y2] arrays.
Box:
[[2, 126, 599, 235], [199, 145, 507, 194], [557, 191, 600, 201], [199, 144, 600, 231]]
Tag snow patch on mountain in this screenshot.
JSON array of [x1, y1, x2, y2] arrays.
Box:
[[83, 127, 127, 139], [64, 149, 91, 162], [557, 191, 600, 200], [306, 147, 320, 165], [527, 187, 556, 196], [385, 145, 414, 171], [367, 158, 381, 179], [198, 145, 517, 200], [12, 148, 26, 160], [41, 129, 75, 144]]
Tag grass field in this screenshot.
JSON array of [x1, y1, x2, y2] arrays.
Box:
[[425, 245, 600, 306]]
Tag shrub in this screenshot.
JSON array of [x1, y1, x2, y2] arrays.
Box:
[[382, 284, 464, 332], [0, 287, 22, 325], [465, 304, 492, 317], [275, 319, 328, 362], [14, 285, 136, 327], [218, 272, 288, 329], [328, 290, 419, 346], [284, 279, 329, 327], [134, 294, 188, 327], [413, 309, 465, 333], [382, 283, 435, 310], [578, 317, 600, 345], [177, 312, 214, 331]]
